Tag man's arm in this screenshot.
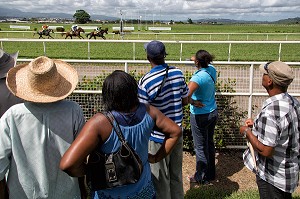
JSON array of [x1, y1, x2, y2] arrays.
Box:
[[240, 126, 274, 157]]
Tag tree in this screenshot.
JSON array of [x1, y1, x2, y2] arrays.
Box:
[[73, 10, 91, 24], [187, 18, 193, 24]]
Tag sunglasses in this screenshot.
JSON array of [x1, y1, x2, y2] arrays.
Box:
[[263, 62, 271, 74]]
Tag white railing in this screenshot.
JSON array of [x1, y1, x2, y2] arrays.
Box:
[[17, 58, 300, 114], [2, 38, 300, 61], [15, 59, 300, 147]]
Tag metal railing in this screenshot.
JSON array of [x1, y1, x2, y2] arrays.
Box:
[[2, 38, 300, 61], [16, 59, 300, 148]]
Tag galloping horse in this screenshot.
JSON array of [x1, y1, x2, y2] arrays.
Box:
[[86, 28, 108, 40], [61, 27, 85, 39], [33, 29, 54, 39]]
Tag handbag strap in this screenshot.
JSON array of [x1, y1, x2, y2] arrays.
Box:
[[103, 111, 126, 144]]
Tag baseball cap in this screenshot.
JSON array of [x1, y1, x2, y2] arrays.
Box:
[[259, 61, 294, 87], [0, 49, 19, 79], [144, 40, 167, 59]]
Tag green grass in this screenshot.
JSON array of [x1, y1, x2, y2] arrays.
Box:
[[184, 187, 300, 199]]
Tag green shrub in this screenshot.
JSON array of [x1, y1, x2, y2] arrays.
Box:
[[56, 27, 65, 32]]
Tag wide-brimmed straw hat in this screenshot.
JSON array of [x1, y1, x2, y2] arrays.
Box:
[[0, 49, 19, 79], [6, 56, 78, 103]]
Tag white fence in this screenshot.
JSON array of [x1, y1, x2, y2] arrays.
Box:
[[15, 59, 300, 148], [9, 25, 30, 30], [2, 38, 300, 61], [148, 27, 172, 31]]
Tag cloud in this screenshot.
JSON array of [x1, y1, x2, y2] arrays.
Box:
[[0, 0, 299, 21]]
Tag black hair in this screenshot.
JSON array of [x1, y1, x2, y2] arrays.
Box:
[[195, 50, 214, 68], [102, 70, 139, 112]]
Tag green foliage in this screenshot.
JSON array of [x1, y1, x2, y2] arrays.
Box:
[[187, 18, 193, 24], [182, 71, 247, 152], [73, 9, 91, 24], [56, 27, 65, 32]]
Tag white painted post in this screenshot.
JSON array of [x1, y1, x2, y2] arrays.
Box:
[[228, 43, 231, 62], [278, 43, 282, 61], [43, 42, 46, 56], [88, 42, 90, 59], [180, 43, 183, 61]]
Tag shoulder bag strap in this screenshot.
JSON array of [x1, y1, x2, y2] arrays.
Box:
[[204, 70, 215, 84], [102, 111, 126, 144], [153, 65, 169, 100]]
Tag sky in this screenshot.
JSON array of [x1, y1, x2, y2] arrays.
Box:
[[1, 0, 300, 21]]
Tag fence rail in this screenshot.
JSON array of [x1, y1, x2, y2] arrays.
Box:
[[2, 38, 300, 61], [16, 59, 300, 148]]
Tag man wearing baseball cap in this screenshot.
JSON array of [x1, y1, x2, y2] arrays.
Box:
[[0, 49, 23, 117], [239, 61, 300, 199], [0, 48, 23, 199], [138, 40, 189, 199]]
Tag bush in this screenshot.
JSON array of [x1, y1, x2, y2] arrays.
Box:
[[56, 27, 65, 32], [182, 71, 247, 152]]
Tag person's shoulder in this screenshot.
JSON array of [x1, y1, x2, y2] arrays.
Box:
[[59, 100, 82, 110]]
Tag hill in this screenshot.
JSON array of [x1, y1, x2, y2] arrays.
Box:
[[0, 8, 118, 21]]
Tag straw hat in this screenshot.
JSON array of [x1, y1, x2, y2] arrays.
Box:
[[6, 56, 78, 103], [0, 49, 19, 79]]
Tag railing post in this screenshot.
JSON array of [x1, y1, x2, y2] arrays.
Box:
[[88, 42, 90, 59], [248, 64, 254, 119], [278, 43, 282, 61], [180, 43, 183, 61], [124, 62, 128, 73], [43, 41, 46, 56], [228, 43, 231, 62], [133, 42, 136, 60]]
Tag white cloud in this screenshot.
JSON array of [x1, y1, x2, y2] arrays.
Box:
[[0, 0, 299, 21]]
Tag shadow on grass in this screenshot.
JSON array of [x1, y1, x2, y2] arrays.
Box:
[[185, 149, 243, 199]]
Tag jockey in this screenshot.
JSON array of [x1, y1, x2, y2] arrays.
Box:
[[42, 24, 48, 34], [71, 25, 78, 34], [94, 26, 102, 34]]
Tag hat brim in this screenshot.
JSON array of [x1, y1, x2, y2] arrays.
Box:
[[6, 59, 78, 103], [259, 63, 268, 74], [0, 51, 19, 79]]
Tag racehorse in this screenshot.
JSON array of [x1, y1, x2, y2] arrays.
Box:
[[61, 27, 85, 39], [33, 29, 54, 39], [86, 28, 108, 40]]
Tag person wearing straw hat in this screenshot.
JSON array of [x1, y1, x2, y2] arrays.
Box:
[[240, 61, 300, 199], [0, 49, 23, 117], [0, 56, 87, 199]]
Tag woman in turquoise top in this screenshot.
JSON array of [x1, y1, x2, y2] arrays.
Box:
[[187, 50, 218, 185], [60, 70, 182, 199]]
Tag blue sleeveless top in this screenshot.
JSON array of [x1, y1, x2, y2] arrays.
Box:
[[91, 103, 155, 199]]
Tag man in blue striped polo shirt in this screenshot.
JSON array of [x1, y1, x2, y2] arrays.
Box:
[[138, 40, 189, 199]]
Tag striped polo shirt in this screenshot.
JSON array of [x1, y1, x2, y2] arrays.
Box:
[[138, 63, 189, 143]]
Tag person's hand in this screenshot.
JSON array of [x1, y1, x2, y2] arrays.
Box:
[[193, 100, 205, 108], [148, 153, 156, 164], [245, 118, 253, 128], [239, 126, 249, 135]]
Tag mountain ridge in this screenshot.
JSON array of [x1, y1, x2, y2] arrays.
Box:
[[0, 7, 299, 23]]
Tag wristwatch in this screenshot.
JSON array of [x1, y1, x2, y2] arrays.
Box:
[[243, 127, 251, 138]]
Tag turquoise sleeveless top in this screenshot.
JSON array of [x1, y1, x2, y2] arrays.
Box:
[[91, 103, 155, 199]]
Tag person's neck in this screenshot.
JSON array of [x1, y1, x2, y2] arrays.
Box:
[[267, 88, 285, 97], [150, 61, 165, 68]]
